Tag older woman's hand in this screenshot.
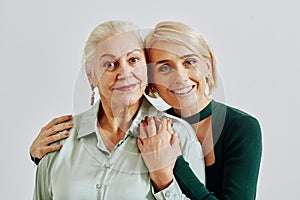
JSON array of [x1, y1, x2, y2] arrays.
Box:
[[30, 115, 73, 160], [137, 116, 181, 191]]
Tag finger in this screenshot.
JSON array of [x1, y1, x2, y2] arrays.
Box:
[[153, 116, 161, 129], [167, 119, 174, 134], [46, 122, 74, 136], [146, 116, 157, 137], [170, 133, 179, 145], [43, 115, 73, 130], [46, 132, 70, 144], [158, 118, 167, 133], [43, 144, 63, 154], [139, 122, 148, 139], [137, 138, 144, 151], [170, 133, 182, 156], [36, 144, 63, 158]]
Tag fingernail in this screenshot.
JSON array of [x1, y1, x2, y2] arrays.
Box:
[[65, 132, 70, 136]]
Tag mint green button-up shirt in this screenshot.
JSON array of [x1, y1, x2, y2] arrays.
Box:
[[33, 97, 205, 200]]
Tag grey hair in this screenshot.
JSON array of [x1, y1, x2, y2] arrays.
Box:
[[83, 20, 143, 75]]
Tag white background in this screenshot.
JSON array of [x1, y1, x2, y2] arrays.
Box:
[[1, 0, 299, 199]]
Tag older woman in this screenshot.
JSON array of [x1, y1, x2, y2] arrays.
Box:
[[142, 21, 262, 199], [32, 20, 205, 200]]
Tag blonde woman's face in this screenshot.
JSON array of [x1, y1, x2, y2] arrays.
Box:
[[90, 32, 147, 107], [149, 40, 211, 109]]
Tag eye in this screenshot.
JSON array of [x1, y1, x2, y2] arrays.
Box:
[[102, 60, 118, 71], [158, 64, 172, 72], [103, 61, 115, 68], [184, 58, 197, 67], [128, 57, 139, 65]]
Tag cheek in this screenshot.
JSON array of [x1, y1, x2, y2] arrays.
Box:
[[194, 63, 209, 78], [135, 65, 148, 82], [92, 66, 106, 82], [151, 71, 169, 87], [189, 67, 206, 82]]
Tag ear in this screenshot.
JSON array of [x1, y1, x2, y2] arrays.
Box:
[[86, 70, 97, 88], [205, 60, 212, 74]]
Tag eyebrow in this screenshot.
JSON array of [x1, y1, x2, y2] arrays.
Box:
[[100, 54, 115, 59], [155, 54, 200, 65], [127, 49, 143, 56], [181, 54, 199, 59], [100, 49, 143, 59]]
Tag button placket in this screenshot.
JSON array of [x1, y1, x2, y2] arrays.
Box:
[[96, 183, 102, 189], [165, 191, 170, 198], [104, 161, 111, 168]]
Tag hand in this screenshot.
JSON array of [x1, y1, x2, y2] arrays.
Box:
[[137, 116, 181, 191], [30, 115, 73, 159]]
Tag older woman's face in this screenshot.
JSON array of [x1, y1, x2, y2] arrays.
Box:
[[149, 40, 211, 109], [91, 32, 147, 107]]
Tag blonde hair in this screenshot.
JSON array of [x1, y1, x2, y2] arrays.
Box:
[[144, 21, 217, 94], [83, 20, 142, 75]]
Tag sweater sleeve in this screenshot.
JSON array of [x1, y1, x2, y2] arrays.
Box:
[[174, 156, 216, 200], [220, 116, 262, 199], [174, 116, 262, 200]]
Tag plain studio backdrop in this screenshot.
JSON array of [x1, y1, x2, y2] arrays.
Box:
[[1, 0, 299, 199]]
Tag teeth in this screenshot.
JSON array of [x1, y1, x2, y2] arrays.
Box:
[[171, 86, 193, 94]]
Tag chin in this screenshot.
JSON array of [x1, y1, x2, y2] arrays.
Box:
[[113, 92, 143, 107]]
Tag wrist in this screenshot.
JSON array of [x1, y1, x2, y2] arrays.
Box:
[[30, 153, 41, 165], [150, 170, 174, 191]]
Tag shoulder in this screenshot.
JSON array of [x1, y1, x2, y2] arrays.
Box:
[[165, 112, 197, 139], [213, 101, 262, 146], [213, 100, 261, 130]]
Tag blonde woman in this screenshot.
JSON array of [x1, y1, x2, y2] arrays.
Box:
[[141, 21, 262, 199]]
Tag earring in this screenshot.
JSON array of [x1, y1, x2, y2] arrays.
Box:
[[90, 85, 95, 106], [205, 73, 211, 83], [205, 73, 212, 96]]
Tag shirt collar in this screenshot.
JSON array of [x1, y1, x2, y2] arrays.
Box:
[[76, 96, 156, 139], [77, 100, 100, 138]]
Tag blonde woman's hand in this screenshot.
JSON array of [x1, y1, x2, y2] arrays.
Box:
[[30, 115, 73, 160], [137, 116, 181, 191]]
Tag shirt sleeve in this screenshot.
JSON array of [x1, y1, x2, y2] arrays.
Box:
[[152, 178, 191, 200], [33, 155, 52, 200], [182, 140, 206, 185]]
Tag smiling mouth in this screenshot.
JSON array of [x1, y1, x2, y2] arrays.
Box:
[[170, 86, 194, 95], [113, 84, 138, 91]]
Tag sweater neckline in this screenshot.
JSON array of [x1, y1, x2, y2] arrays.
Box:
[[166, 101, 212, 124]]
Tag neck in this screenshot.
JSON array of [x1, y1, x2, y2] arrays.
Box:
[[98, 98, 142, 134], [173, 96, 211, 118]]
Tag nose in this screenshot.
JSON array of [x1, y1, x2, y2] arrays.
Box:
[[117, 58, 133, 79], [174, 66, 188, 84]]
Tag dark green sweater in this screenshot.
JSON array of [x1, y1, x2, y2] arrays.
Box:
[[172, 100, 262, 199]]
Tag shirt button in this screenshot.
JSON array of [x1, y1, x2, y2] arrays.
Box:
[[96, 184, 102, 189], [105, 162, 111, 168], [165, 191, 170, 198]]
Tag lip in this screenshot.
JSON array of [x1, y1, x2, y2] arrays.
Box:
[[170, 85, 195, 96], [113, 83, 138, 91]]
